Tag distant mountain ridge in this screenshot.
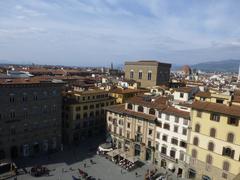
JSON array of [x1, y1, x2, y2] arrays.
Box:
[[191, 59, 240, 72]]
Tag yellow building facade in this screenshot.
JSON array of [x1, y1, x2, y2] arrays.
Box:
[[187, 93, 240, 180]]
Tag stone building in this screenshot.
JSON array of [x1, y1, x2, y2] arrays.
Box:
[[124, 60, 171, 88], [62, 89, 115, 145], [0, 78, 63, 160]]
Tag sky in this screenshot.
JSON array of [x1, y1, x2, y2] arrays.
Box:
[[1, 0, 240, 67]]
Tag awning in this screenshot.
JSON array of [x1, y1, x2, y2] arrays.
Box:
[[107, 149, 123, 157], [126, 156, 138, 163], [98, 143, 113, 152]]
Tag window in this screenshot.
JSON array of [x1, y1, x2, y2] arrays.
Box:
[[149, 108, 155, 115], [210, 128, 216, 137], [182, 128, 187, 135], [9, 95, 15, 103], [148, 129, 153, 136], [163, 123, 170, 130], [127, 104, 133, 110], [192, 149, 197, 158], [197, 111, 202, 118], [170, 149, 176, 159], [147, 140, 152, 147], [147, 71, 152, 80], [195, 124, 200, 133], [126, 131, 130, 139], [208, 142, 214, 151], [90, 105, 94, 109], [162, 135, 168, 142], [171, 138, 178, 145], [138, 106, 144, 112], [179, 151, 185, 161], [206, 155, 213, 164], [223, 161, 230, 171], [130, 70, 134, 79], [193, 137, 199, 146], [174, 126, 178, 133], [180, 141, 187, 148], [119, 128, 122, 136], [161, 146, 167, 154], [180, 92, 184, 98], [158, 113, 162, 118], [83, 106, 88, 110], [210, 113, 220, 122], [156, 143, 159, 151], [10, 111, 15, 120], [138, 71, 142, 79], [127, 122, 131, 128], [76, 106, 81, 111], [96, 104, 99, 108], [83, 112, 88, 118], [175, 117, 179, 123], [22, 94, 28, 102], [222, 147, 235, 159], [227, 133, 234, 143], [137, 126, 141, 133], [165, 114, 170, 120], [183, 119, 188, 125], [227, 117, 239, 126], [156, 132, 160, 139]]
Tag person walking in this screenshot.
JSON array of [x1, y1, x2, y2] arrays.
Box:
[[135, 172, 138, 177], [84, 163, 86, 168]]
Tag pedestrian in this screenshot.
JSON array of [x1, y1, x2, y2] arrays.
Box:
[[135, 172, 138, 177], [121, 169, 122, 174], [84, 163, 86, 168]]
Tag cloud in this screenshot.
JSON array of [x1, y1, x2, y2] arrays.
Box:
[[0, 0, 240, 66]]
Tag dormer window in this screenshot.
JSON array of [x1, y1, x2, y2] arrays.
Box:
[[138, 106, 144, 112], [127, 103, 133, 110], [149, 108, 155, 115]]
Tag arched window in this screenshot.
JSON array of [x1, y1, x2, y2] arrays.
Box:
[[147, 71, 152, 80], [130, 70, 134, 79], [193, 137, 199, 146], [138, 106, 144, 112], [127, 103, 133, 110], [208, 142, 215, 151], [195, 124, 200, 133], [149, 108, 155, 115], [227, 133, 234, 143], [223, 161, 230, 171], [191, 149, 197, 158], [206, 154, 213, 164], [210, 128, 216, 137]]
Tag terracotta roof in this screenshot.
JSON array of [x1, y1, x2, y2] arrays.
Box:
[[163, 106, 190, 119], [232, 95, 240, 103], [0, 77, 64, 85], [126, 95, 167, 110], [110, 88, 148, 94], [104, 104, 157, 122], [125, 60, 171, 67], [195, 92, 211, 98], [174, 87, 194, 93], [192, 101, 240, 117]]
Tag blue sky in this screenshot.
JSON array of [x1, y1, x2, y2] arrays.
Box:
[[1, 0, 240, 66]]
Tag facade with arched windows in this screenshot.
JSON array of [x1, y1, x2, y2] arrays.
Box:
[[124, 60, 171, 88], [187, 97, 240, 180]]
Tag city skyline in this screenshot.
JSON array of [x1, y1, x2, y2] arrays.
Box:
[[1, 0, 240, 66]]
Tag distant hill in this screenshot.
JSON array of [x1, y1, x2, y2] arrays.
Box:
[[191, 59, 240, 72]]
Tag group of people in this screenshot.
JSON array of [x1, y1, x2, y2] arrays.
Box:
[[117, 158, 135, 171]]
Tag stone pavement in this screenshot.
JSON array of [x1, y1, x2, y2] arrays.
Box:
[[8, 137, 183, 180]]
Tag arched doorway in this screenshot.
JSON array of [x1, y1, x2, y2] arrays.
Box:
[[10, 146, 18, 159]]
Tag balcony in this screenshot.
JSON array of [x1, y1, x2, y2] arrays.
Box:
[[160, 153, 177, 163]]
